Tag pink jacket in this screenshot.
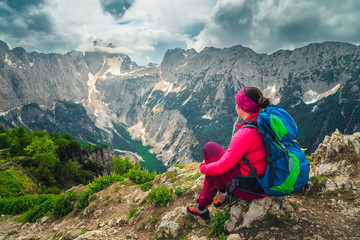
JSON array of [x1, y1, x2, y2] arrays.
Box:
[[199, 112, 267, 176]]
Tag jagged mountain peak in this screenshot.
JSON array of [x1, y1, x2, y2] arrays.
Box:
[[0, 40, 9, 51], [84, 51, 138, 76], [293, 41, 359, 55], [160, 48, 197, 81]]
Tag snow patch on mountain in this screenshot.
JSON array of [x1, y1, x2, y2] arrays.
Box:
[[311, 105, 318, 112], [202, 113, 213, 120], [153, 81, 183, 94], [4, 53, 16, 68], [304, 84, 341, 104], [153, 81, 171, 92], [104, 56, 125, 76], [84, 69, 113, 132], [182, 95, 192, 106]]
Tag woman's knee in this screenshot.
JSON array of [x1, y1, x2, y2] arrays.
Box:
[[203, 142, 225, 159]]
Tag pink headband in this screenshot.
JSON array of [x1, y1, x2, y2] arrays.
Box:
[[235, 87, 260, 114]]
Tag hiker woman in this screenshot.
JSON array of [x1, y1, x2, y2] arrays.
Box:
[[187, 86, 271, 221]]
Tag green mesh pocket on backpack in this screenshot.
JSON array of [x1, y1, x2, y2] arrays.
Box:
[[270, 116, 288, 140]]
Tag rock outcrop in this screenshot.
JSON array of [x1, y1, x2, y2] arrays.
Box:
[[72, 146, 115, 175]]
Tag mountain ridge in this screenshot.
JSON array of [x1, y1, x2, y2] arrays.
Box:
[[0, 40, 359, 166]]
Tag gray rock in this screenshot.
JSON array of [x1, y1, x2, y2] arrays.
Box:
[[63, 229, 83, 240], [93, 209, 103, 219], [157, 207, 187, 238], [116, 217, 128, 227], [224, 202, 245, 233], [227, 233, 244, 240], [241, 197, 277, 228]]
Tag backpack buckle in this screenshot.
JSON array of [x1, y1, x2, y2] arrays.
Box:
[[231, 178, 240, 187]]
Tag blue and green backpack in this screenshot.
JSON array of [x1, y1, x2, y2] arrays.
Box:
[[228, 105, 310, 197]]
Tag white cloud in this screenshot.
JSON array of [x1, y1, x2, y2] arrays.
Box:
[[0, 0, 359, 65]]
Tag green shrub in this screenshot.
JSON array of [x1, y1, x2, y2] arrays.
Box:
[[140, 181, 152, 191], [211, 210, 230, 237], [52, 195, 74, 218], [0, 194, 69, 217], [89, 195, 97, 202], [0, 195, 39, 215], [111, 157, 138, 175], [148, 186, 173, 206], [216, 233, 227, 240], [0, 166, 39, 198], [4, 193, 75, 223], [76, 190, 92, 209], [89, 175, 124, 193], [20, 197, 55, 223], [76, 174, 126, 209], [173, 164, 185, 169], [126, 168, 156, 185], [174, 187, 189, 196]]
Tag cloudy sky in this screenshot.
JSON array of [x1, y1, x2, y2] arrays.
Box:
[[1, 0, 359, 65]]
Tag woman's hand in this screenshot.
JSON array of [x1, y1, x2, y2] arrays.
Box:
[[199, 162, 207, 174]]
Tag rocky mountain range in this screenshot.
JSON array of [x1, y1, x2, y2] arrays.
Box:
[[0, 40, 359, 168]]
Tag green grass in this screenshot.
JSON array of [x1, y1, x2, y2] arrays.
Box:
[[148, 185, 173, 206], [184, 172, 201, 182], [0, 192, 75, 223], [0, 165, 39, 198], [148, 213, 160, 227], [129, 208, 139, 219], [173, 164, 185, 169]]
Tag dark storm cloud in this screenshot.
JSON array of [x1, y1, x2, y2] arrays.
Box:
[[276, 18, 323, 43], [93, 39, 116, 48], [99, 0, 135, 20], [184, 22, 206, 38], [0, 0, 53, 38], [4, 0, 45, 12], [214, 1, 253, 34], [196, 0, 360, 53]]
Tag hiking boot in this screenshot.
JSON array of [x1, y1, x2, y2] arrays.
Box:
[[186, 204, 210, 221], [213, 192, 238, 209]]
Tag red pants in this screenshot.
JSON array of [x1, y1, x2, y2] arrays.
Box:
[[198, 142, 266, 207]]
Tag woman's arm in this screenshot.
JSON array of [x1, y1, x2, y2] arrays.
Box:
[[199, 129, 255, 175]]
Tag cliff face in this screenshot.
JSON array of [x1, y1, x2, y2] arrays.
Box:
[[72, 146, 115, 175], [0, 44, 89, 111], [0, 130, 359, 239]]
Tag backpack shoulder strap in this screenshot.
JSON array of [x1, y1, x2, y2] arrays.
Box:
[[239, 119, 263, 178], [241, 120, 258, 129]]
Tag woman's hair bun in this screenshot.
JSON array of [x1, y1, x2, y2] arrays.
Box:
[[258, 96, 271, 108], [244, 86, 271, 109]]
